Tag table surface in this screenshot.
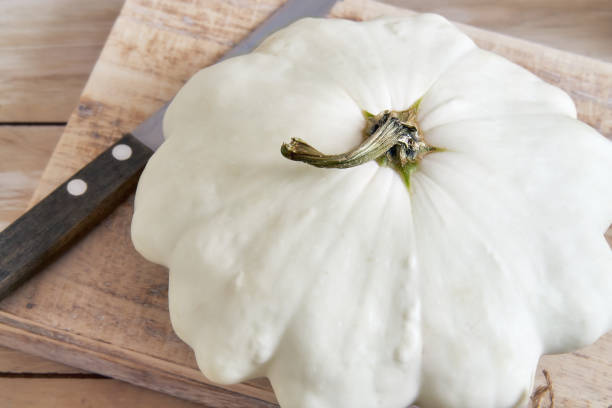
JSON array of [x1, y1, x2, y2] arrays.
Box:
[[0, 0, 610, 406]]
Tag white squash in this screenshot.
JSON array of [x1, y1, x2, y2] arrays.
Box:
[[131, 14, 612, 408]]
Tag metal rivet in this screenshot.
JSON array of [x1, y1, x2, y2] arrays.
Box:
[[67, 179, 87, 196], [112, 144, 132, 161]]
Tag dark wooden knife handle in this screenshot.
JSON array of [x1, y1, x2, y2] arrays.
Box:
[[0, 134, 153, 300]]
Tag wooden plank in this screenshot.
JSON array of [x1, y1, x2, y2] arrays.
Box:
[[0, 378, 205, 407], [1, 0, 611, 406], [0, 346, 84, 374], [382, 0, 612, 63], [0, 0, 124, 122], [536, 345, 612, 407], [0, 315, 277, 407], [0, 126, 63, 230]]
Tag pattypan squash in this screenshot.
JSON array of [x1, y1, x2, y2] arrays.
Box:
[[131, 14, 612, 408]]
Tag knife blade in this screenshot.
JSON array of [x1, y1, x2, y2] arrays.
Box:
[[0, 0, 338, 300]]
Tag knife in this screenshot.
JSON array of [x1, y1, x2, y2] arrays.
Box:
[[0, 0, 338, 300]]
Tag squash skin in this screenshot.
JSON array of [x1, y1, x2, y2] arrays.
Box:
[[131, 14, 612, 408]]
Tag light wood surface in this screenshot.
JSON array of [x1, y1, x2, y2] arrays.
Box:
[[384, 0, 612, 63], [0, 378, 205, 407], [0, 127, 63, 230], [0, 0, 125, 122], [0, 344, 82, 374], [1, 0, 611, 407]]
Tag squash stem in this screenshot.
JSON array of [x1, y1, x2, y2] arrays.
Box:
[[280, 103, 434, 183]]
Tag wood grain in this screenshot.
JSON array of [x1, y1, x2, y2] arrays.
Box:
[[381, 0, 612, 63], [0, 346, 83, 374], [0, 0, 611, 406], [0, 127, 63, 230], [537, 347, 612, 407], [0, 378, 206, 407], [0, 0, 124, 122]]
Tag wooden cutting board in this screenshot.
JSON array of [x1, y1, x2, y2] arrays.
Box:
[[1, 0, 611, 406]]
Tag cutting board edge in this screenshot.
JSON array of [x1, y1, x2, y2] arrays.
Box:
[[0, 310, 278, 406]]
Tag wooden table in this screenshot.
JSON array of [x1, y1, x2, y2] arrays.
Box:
[[1, 0, 610, 406]]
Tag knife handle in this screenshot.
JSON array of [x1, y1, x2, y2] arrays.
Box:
[[0, 134, 153, 300]]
